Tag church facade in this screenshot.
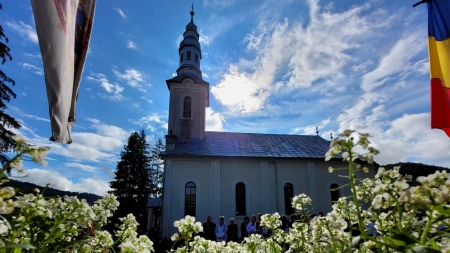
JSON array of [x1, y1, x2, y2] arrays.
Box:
[[160, 9, 375, 239]]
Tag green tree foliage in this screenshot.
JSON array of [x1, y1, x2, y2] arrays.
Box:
[[108, 130, 152, 234], [150, 138, 164, 197], [0, 3, 22, 165]]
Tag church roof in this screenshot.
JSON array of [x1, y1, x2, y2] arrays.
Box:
[[166, 72, 209, 87], [147, 197, 162, 208], [163, 131, 332, 158]]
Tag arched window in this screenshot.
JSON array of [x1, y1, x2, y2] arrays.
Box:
[[185, 182, 196, 216], [235, 182, 246, 216], [183, 96, 192, 118], [330, 183, 340, 204], [284, 183, 294, 215]]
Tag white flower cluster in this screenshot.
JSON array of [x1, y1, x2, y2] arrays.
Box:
[[172, 215, 203, 243], [291, 193, 312, 211], [261, 212, 281, 231]]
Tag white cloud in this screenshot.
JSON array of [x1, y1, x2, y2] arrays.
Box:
[[212, 65, 269, 113], [127, 40, 136, 49], [16, 168, 110, 196], [212, 1, 387, 114], [23, 52, 41, 58], [112, 67, 145, 88], [131, 114, 167, 133], [206, 108, 224, 131], [13, 119, 130, 164], [115, 8, 126, 19], [21, 63, 43, 75], [65, 162, 98, 172], [203, 0, 236, 8], [9, 106, 49, 122], [49, 142, 116, 162], [51, 120, 130, 162], [202, 73, 209, 78], [86, 118, 100, 124], [371, 113, 450, 166], [198, 14, 242, 46], [6, 21, 38, 44], [20, 113, 49, 122], [361, 33, 426, 92], [291, 118, 330, 135], [141, 97, 153, 104], [87, 73, 125, 101]]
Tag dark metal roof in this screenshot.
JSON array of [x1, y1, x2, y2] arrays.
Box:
[[166, 72, 209, 86], [163, 131, 332, 158], [147, 197, 162, 208]]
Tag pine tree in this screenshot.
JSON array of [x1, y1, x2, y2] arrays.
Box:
[[150, 139, 164, 197], [0, 3, 21, 165], [108, 130, 152, 234]]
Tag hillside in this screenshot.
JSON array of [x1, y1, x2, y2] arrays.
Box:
[[6, 179, 102, 205], [382, 162, 450, 179]]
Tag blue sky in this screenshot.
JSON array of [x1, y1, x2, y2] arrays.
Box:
[[1, 0, 449, 195]]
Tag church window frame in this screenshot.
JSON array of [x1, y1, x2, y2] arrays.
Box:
[[284, 183, 294, 215], [195, 54, 199, 64], [180, 53, 184, 63], [185, 181, 196, 216], [330, 183, 340, 204], [187, 51, 191, 61], [183, 96, 192, 118], [235, 182, 246, 216], [230, 178, 250, 217]]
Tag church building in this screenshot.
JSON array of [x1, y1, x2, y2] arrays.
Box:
[[159, 9, 375, 239]]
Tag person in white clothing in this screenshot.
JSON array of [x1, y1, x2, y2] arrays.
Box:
[[246, 215, 258, 235], [215, 216, 228, 242]]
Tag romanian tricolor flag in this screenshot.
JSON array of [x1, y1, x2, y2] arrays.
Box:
[[429, 0, 450, 137]]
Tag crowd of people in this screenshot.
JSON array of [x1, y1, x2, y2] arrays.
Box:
[[199, 212, 326, 243]]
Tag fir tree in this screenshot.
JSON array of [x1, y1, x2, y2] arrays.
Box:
[[0, 3, 21, 165], [150, 139, 164, 197], [108, 130, 152, 234]]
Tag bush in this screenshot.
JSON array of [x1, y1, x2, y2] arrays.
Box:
[[0, 136, 154, 253]]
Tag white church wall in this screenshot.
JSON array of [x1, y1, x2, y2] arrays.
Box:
[[220, 161, 260, 220], [166, 160, 212, 237], [161, 157, 376, 238], [274, 162, 309, 214]]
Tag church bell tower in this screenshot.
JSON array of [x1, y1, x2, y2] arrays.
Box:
[[165, 6, 209, 146]]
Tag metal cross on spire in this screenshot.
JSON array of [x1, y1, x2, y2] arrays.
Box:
[[189, 3, 195, 23]]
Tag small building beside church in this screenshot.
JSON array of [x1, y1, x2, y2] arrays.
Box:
[[160, 9, 375, 239]]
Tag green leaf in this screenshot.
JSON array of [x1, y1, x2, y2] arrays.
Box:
[[409, 245, 441, 253], [429, 239, 440, 250], [0, 244, 36, 249], [386, 233, 417, 247], [433, 206, 450, 216], [385, 234, 407, 247]]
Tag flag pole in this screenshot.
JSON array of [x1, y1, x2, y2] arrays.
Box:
[[412, 0, 433, 7]]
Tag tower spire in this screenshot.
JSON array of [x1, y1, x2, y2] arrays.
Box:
[[190, 4, 195, 23]]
